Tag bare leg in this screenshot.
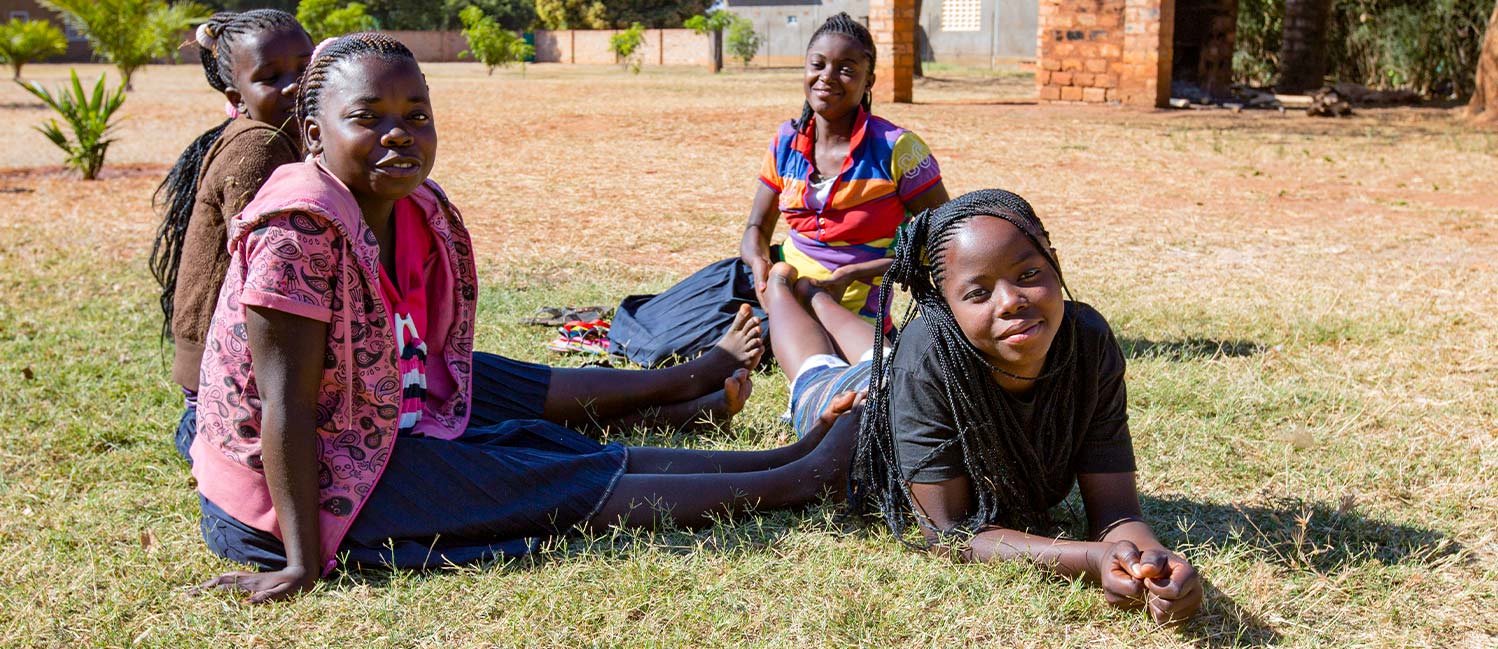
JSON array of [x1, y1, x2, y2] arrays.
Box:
[[592, 369, 753, 432], [762, 263, 841, 384], [585, 407, 860, 530], [624, 389, 861, 474], [798, 279, 878, 362], [541, 305, 763, 426]]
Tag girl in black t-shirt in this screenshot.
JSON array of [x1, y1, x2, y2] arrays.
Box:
[[765, 189, 1202, 624]]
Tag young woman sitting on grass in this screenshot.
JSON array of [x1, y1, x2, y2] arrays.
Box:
[[770, 189, 1203, 624], [152, 15, 765, 462], [187, 33, 860, 603], [741, 12, 949, 327]]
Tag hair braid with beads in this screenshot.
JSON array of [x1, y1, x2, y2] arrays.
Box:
[[294, 32, 418, 149], [796, 12, 876, 129], [149, 9, 306, 337], [850, 189, 1082, 543]]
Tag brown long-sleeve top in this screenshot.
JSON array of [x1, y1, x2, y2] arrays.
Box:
[[170, 118, 300, 391]]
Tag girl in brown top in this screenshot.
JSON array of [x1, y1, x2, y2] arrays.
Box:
[[150, 9, 313, 397]]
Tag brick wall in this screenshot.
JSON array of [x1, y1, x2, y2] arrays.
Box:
[[869, 0, 916, 103], [531, 29, 710, 67], [1036, 0, 1173, 107]]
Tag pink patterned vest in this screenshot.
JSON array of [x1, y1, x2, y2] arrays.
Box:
[[190, 161, 478, 576]]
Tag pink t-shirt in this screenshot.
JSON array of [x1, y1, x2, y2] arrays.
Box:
[[375, 197, 459, 435]]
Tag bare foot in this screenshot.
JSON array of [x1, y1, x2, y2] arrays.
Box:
[[689, 305, 764, 394], [678, 369, 754, 432], [800, 389, 865, 444]]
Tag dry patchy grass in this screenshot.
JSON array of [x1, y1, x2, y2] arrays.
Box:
[[0, 62, 1495, 647]]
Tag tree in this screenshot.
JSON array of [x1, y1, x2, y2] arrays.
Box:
[[296, 0, 378, 42], [39, 0, 210, 90], [609, 21, 645, 74], [0, 18, 67, 80], [359, 0, 534, 31], [726, 15, 763, 67], [604, 0, 711, 28], [17, 69, 127, 179], [535, 0, 606, 30], [1471, 1, 1498, 122], [458, 5, 533, 75], [684, 9, 734, 73]]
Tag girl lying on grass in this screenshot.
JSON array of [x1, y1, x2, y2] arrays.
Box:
[[151, 15, 765, 461], [187, 33, 859, 603], [741, 12, 949, 327], [767, 189, 1202, 624]]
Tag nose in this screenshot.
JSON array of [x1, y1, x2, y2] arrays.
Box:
[[994, 283, 1028, 318], [280, 81, 298, 97], [381, 127, 413, 148]]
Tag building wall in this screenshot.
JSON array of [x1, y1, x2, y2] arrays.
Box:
[[1036, 0, 1172, 106], [724, 0, 1036, 67]]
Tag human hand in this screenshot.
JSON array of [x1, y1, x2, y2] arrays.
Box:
[[189, 566, 316, 604], [747, 256, 771, 294], [1137, 552, 1203, 625], [809, 270, 855, 302], [1093, 540, 1149, 610]]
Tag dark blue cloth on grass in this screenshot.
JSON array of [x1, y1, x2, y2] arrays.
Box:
[[608, 258, 770, 368]]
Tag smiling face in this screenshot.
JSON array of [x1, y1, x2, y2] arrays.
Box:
[[938, 215, 1065, 379], [303, 55, 436, 219], [803, 33, 873, 122], [224, 25, 313, 136]]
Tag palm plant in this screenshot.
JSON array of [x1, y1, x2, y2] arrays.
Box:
[[39, 0, 208, 90], [0, 18, 68, 80], [17, 69, 127, 180]]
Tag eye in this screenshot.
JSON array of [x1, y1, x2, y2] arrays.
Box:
[[962, 288, 989, 301], [1019, 268, 1042, 281], [408, 111, 430, 123]]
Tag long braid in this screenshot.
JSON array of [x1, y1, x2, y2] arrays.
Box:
[[852, 189, 1082, 543], [295, 32, 417, 147], [796, 12, 876, 129], [149, 9, 306, 338]]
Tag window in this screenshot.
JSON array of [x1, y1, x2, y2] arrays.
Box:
[[9, 11, 30, 21], [941, 0, 982, 32], [786, 15, 798, 26]]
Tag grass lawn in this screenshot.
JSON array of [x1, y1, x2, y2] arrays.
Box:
[[0, 62, 1495, 647]]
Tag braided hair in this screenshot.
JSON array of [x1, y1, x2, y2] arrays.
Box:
[[796, 12, 876, 129], [149, 9, 306, 337], [295, 32, 418, 149], [851, 189, 1082, 543]]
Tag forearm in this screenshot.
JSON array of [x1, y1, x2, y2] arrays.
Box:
[[740, 220, 774, 262], [944, 527, 1111, 581], [831, 257, 893, 283], [260, 406, 322, 574]]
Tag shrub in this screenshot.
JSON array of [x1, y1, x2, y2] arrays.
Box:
[[458, 5, 533, 75], [17, 69, 127, 180], [726, 15, 762, 67], [39, 0, 209, 90], [0, 18, 68, 80], [609, 21, 645, 74], [296, 0, 378, 42]]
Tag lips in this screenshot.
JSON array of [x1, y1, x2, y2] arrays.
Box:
[[998, 320, 1042, 342], [374, 155, 422, 178]]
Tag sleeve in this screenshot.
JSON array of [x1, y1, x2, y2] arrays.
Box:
[[238, 212, 340, 323], [889, 321, 967, 483], [1073, 323, 1137, 474], [757, 132, 784, 193], [890, 131, 942, 203], [217, 129, 300, 222]]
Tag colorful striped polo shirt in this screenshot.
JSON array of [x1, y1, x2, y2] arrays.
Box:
[[758, 107, 942, 321]]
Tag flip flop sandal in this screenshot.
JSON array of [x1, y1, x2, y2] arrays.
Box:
[[521, 307, 568, 326]]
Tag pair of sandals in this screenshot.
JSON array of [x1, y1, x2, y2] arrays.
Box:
[[545, 319, 611, 356], [520, 305, 609, 327]]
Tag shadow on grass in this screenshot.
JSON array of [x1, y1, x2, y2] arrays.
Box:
[[1118, 336, 1263, 361]]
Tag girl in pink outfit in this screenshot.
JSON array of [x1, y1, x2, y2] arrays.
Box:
[[189, 33, 860, 603]]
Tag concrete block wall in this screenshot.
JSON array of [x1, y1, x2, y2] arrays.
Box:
[[1036, 0, 1172, 107], [385, 30, 470, 62]]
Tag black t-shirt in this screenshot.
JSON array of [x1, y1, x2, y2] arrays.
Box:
[[889, 301, 1135, 510]]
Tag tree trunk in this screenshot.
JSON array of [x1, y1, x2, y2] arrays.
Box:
[[11, 61, 21, 80], [913, 0, 924, 79], [1277, 0, 1332, 93], [1468, 1, 1498, 123], [711, 29, 723, 74]]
